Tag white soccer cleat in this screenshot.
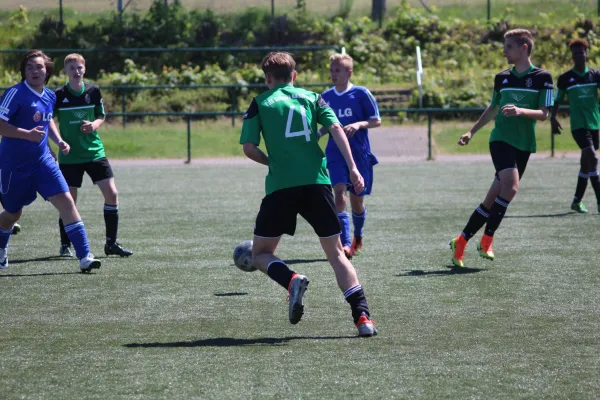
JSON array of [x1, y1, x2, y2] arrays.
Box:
[[0, 248, 7, 269], [79, 254, 101, 273], [288, 274, 309, 324]]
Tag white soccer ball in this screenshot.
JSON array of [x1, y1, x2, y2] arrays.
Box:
[[233, 240, 256, 272]]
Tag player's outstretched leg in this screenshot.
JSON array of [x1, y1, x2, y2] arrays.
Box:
[[450, 203, 490, 268], [320, 235, 377, 337], [583, 147, 600, 212], [58, 218, 74, 257], [571, 156, 589, 213], [252, 236, 308, 325], [0, 209, 21, 270], [50, 193, 101, 273]]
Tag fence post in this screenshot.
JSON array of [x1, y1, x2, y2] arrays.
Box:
[[186, 115, 191, 164], [427, 112, 433, 160], [231, 86, 237, 127], [551, 127, 555, 158], [487, 0, 491, 21], [121, 91, 126, 128]]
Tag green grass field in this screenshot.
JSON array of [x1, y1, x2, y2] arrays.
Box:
[[1, 159, 600, 399]]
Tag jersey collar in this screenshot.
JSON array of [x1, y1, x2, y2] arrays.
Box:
[[572, 66, 589, 77], [333, 83, 354, 96], [67, 81, 86, 96], [510, 64, 535, 78], [23, 80, 44, 97]]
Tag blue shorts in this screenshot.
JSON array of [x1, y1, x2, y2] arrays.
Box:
[[0, 155, 69, 213], [327, 152, 377, 196]]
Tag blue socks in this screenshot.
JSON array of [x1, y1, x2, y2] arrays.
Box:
[[64, 221, 90, 260], [337, 212, 351, 247], [0, 227, 12, 249], [352, 208, 367, 238]]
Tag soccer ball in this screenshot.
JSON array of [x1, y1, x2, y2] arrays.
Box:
[[233, 240, 256, 272]]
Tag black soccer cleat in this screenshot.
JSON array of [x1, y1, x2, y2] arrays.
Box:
[[104, 242, 133, 257]]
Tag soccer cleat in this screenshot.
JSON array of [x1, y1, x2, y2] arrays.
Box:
[[343, 245, 353, 260], [350, 235, 363, 256], [60, 244, 74, 257], [104, 242, 133, 257], [11, 223, 21, 235], [571, 201, 588, 213], [287, 273, 309, 324], [356, 313, 378, 337], [477, 234, 495, 261], [450, 236, 466, 268], [79, 254, 101, 273], [0, 248, 7, 269]]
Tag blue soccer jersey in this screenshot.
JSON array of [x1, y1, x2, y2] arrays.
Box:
[[0, 81, 54, 168], [322, 85, 380, 194]]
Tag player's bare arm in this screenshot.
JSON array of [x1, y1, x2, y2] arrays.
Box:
[[0, 119, 45, 143], [458, 105, 498, 146], [242, 142, 269, 166], [329, 122, 365, 193], [47, 119, 70, 154], [343, 117, 382, 138], [81, 117, 104, 134], [502, 105, 549, 121], [550, 102, 563, 134]]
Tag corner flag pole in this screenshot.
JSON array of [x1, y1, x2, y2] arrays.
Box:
[[416, 46, 423, 108]]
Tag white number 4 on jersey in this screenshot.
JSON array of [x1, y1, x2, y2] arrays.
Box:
[[285, 106, 311, 142]]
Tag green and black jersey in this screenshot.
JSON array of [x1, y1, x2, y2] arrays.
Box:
[[54, 82, 106, 164], [490, 65, 554, 153], [556, 67, 600, 131], [240, 83, 340, 195]]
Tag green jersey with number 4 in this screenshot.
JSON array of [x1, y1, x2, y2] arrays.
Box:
[[240, 84, 340, 195]]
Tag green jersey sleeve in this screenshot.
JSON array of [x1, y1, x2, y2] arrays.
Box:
[[555, 89, 565, 104], [491, 90, 500, 107], [240, 98, 261, 145], [94, 88, 106, 118], [538, 73, 554, 108], [315, 94, 339, 129]]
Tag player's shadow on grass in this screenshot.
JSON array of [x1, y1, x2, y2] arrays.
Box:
[[505, 211, 575, 219], [397, 267, 484, 277], [0, 271, 81, 278], [214, 292, 248, 297], [123, 335, 357, 348], [284, 258, 328, 265], [10, 256, 67, 265]]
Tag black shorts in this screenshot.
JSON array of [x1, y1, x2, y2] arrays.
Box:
[[254, 184, 341, 238], [572, 128, 599, 150], [59, 158, 114, 188], [489, 141, 531, 180]]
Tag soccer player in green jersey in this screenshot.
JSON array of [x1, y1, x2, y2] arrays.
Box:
[[450, 29, 554, 268], [551, 39, 600, 213], [53, 54, 132, 258], [240, 52, 377, 337]]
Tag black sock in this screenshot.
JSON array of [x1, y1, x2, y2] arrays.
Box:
[[58, 218, 71, 246], [266, 261, 295, 290], [344, 285, 370, 324], [461, 204, 490, 241], [104, 204, 119, 245], [484, 196, 510, 237], [574, 171, 588, 203], [589, 172, 600, 203]]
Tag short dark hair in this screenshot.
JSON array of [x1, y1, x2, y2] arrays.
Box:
[[261, 52, 296, 82], [569, 38, 590, 50], [504, 29, 534, 56], [20, 49, 54, 84]]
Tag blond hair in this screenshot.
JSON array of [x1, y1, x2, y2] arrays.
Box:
[[64, 53, 85, 66], [261, 52, 295, 82], [330, 53, 353, 70], [504, 29, 534, 55]]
